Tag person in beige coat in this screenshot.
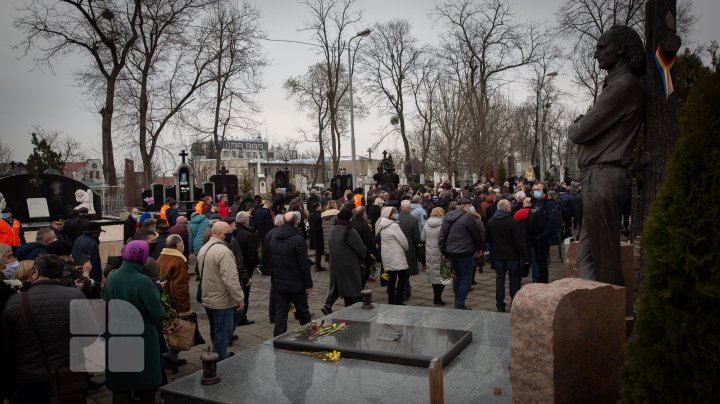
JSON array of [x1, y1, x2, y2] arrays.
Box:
[[196, 221, 245, 360]]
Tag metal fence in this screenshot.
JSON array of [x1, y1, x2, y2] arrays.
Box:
[[93, 186, 126, 218]]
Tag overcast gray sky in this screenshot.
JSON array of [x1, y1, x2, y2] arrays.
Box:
[[1, 0, 718, 169]]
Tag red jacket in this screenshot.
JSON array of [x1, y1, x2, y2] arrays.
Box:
[[514, 207, 530, 221]]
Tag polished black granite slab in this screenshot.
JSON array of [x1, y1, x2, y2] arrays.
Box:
[[161, 304, 512, 404], [273, 319, 473, 367]]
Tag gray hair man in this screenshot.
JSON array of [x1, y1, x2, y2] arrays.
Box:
[[196, 221, 244, 360], [487, 199, 529, 312]]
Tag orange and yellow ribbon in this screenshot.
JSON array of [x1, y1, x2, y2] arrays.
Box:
[[655, 46, 676, 99]]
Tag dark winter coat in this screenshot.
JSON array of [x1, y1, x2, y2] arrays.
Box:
[[328, 224, 366, 298], [367, 205, 382, 231], [103, 261, 164, 392], [351, 215, 379, 264], [2, 280, 86, 383], [252, 207, 274, 240], [486, 211, 529, 262], [63, 215, 90, 242], [269, 224, 313, 293], [15, 242, 46, 261], [123, 215, 138, 243], [308, 210, 323, 253], [527, 198, 559, 246], [71, 233, 102, 282], [165, 208, 179, 227], [234, 224, 259, 273], [398, 212, 421, 275], [440, 208, 484, 258]]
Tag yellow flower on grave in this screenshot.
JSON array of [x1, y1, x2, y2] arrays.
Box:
[[322, 350, 342, 362]]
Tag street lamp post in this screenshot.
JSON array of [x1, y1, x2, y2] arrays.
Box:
[[539, 102, 551, 183], [348, 28, 371, 190]]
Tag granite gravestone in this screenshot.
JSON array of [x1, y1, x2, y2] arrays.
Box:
[[210, 166, 238, 201], [330, 174, 353, 199], [202, 182, 215, 200], [151, 184, 165, 207], [174, 150, 195, 207], [373, 151, 399, 191], [0, 173, 102, 222]]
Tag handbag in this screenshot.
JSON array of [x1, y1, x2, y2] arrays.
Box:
[[22, 291, 88, 404], [180, 312, 206, 346], [166, 319, 196, 351]]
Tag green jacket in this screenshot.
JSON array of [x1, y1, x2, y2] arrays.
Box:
[[103, 261, 164, 392]]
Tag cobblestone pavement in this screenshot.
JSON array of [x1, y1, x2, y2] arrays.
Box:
[[88, 247, 567, 403]]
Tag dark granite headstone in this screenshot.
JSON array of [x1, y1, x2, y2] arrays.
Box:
[[151, 184, 165, 207], [273, 318, 472, 367], [203, 182, 215, 200], [210, 174, 238, 201], [165, 186, 176, 201], [330, 174, 353, 199], [0, 173, 102, 222]]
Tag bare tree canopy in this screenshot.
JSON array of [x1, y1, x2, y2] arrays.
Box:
[[15, 0, 143, 186], [359, 19, 424, 177]]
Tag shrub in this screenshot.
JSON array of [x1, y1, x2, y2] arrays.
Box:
[[622, 70, 720, 402]]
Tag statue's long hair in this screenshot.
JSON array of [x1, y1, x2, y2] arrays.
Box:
[[607, 25, 645, 77]]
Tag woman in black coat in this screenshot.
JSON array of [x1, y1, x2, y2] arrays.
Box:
[[307, 202, 324, 271]]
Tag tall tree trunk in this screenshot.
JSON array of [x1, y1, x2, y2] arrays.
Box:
[[139, 61, 152, 186], [101, 78, 118, 186], [635, 0, 681, 237]]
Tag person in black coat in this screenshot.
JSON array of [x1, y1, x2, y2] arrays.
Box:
[[307, 202, 324, 271], [63, 207, 91, 243], [165, 199, 179, 227], [527, 182, 558, 284], [252, 200, 274, 241], [235, 212, 258, 325], [71, 222, 104, 283], [486, 199, 529, 312], [351, 206, 379, 286], [123, 208, 141, 243], [269, 213, 313, 336]]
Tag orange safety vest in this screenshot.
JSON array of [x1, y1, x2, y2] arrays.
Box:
[[353, 194, 362, 208], [159, 204, 170, 221], [195, 201, 204, 214], [0, 219, 21, 247]]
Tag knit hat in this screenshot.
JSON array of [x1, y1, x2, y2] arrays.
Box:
[[122, 240, 149, 265]]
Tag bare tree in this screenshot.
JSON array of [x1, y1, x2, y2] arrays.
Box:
[[15, 0, 142, 186], [301, 0, 362, 174], [433, 0, 542, 174], [186, 0, 266, 172], [408, 56, 440, 178], [284, 63, 332, 187], [359, 19, 424, 177], [116, 0, 219, 185]]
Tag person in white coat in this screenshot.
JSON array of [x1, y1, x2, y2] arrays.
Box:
[[422, 207, 446, 305], [375, 206, 409, 305]]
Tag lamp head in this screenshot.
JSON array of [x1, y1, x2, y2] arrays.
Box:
[[356, 29, 372, 37]]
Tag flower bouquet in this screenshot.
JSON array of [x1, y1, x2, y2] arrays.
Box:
[[440, 259, 452, 285], [308, 321, 348, 341], [293, 350, 342, 362]]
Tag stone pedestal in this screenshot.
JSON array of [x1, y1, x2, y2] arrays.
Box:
[[510, 278, 625, 404]]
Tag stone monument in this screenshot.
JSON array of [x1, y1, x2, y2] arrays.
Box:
[[372, 151, 399, 191], [510, 278, 625, 403], [174, 150, 195, 209]]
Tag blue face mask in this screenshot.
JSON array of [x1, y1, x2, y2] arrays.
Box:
[[1, 213, 9, 220], [469, 206, 476, 213], [393, 213, 399, 220], [533, 191, 543, 199]]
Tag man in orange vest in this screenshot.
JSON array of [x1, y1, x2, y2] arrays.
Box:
[[195, 195, 212, 214], [0, 208, 25, 253]]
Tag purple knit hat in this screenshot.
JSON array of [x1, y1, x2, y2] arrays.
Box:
[[122, 240, 149, 265]]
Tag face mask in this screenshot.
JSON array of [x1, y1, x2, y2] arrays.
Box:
[[393, 213, 399, 220], [533, 191, 542, 199], [469, 206, 476, 213], [132, 214, 140, 220], [1, 213, 9, 220], [224, 233, 233, 243]]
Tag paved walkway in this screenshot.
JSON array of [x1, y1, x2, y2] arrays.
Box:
[[88, 247, 567, 403]]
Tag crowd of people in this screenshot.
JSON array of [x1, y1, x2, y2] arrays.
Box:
[[0, 178, 582, 403]]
